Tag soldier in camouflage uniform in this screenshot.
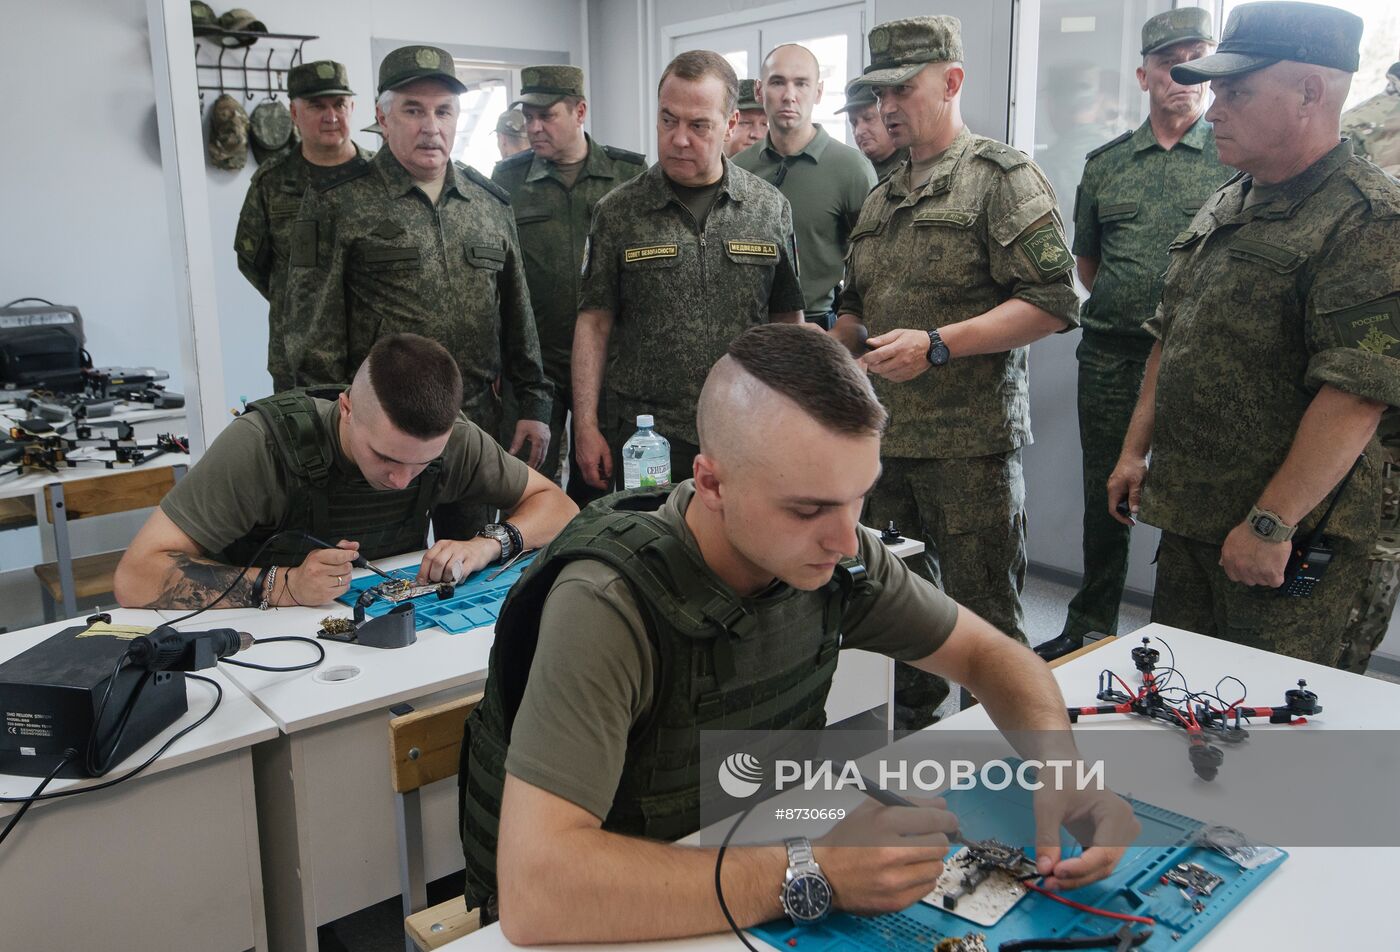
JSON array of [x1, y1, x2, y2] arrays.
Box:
[[496, 109, 529, 160], [1108, 2, 1400, 667], [725, 79, 768, 158], [572, 51, 805, 491], [1337, 52, 1400, 672], [836, 17, 1080, 728], [1038, 10, 1232, 661], [838, 79, 907, 182], [285, 46, 551, 480], [235, 60, 372, 392], [492, 65, 646, 504]]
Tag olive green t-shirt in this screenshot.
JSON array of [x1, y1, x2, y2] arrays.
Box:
[[505, 481, 960, 819], [160, 396, 530, 556]]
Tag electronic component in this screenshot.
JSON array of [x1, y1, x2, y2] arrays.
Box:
[[923, 842, 1033, 927], [317, 602, 417, 649], [1162, 862, 1222, 896], [370, 577, 455, 603], [933, 933, 987, 952]]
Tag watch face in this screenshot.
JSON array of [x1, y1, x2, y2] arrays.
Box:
[[782, 872, 832, 922], [1255, 516, 1277, 535], [930, 342, 950, 366]]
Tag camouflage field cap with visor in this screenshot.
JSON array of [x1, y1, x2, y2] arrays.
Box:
[[377, 45, 468, 95], [1140, 7, 1215, 56], [513, 66, 586, 107], [216, 8, 266, 48], [837, 77, 878, 114], [856, 16, 964, 89], [190, 2, 219, 35], [1170, 1, 1362, 84], [288, 60, 355, 99], [495, 109, 527, 137], [736, 79, 763, 111]]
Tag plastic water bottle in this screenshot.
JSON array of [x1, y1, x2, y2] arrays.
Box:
[[621, 415, 671, 489]]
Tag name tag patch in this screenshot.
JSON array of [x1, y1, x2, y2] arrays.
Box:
[[726, 240, 778, 257], [624, 244, 679, 263]]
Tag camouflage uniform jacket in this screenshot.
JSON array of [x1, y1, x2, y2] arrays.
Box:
[[1141, 140, 1400, 546], [491, 134, 646, 385], [1073, 117, 1230, 338], [234, 144, 372, 389], [1341, 62, 1400, 175], [286, 147, 550, 424], [839, 127, 1080, 459], [578, 158, 805, 445], [872, 148, 909, 185]]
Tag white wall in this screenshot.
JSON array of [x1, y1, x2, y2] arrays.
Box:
[[203, 0, 586, 412]]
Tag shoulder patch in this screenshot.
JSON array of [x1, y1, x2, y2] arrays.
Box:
[[602, 144, 647, 165], [1018, 221, 1074, 279], [972, 138, 1030, 171], [1329, 295, 1400, 356], [1084, 130, 1133, 162], [465, 165, 512, 205], [314, 158, 371, 192]]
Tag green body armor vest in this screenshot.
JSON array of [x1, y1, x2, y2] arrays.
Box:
[[458, 486, 876, 909], [218, 389, 442, 568]]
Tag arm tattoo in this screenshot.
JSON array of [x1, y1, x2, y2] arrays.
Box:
[[141, 552, 258, 610]]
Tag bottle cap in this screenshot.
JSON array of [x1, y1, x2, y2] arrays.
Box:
[[637, 414, 654, 428]]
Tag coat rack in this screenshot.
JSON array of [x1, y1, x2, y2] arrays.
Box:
[[195, 29, 319, 106]]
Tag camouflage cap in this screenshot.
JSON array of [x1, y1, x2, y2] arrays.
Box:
[[1171, 2, 1362, 84], [858, 16, 963, 88], [288, 60, 355, 99], [1141, 7, 1214, 56], [513, 65, 585, 107], [836, 77, 877, 114], [495, 109, 527, 138], [736, 79, 763, 112], [207, 93, 249, 171], [216, 8, 265, 48], [249, 99, 293, 158], [190, 1, 219, 35], [377, 45, 468, 95]]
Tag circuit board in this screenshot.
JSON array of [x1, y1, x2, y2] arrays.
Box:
[[924, 846, 1031, 927], [749, 783, 1286, 952], [334, 555, 536, 634]]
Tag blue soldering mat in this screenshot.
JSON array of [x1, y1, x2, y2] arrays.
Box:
[[334, 555, 536, 633], [749, 783, 1286, 951]]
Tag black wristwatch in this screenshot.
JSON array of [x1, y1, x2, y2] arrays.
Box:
[[926, 328, 950, 366]]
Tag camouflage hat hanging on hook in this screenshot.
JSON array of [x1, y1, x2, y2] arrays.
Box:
[[190, 1, 219, 35], [217, 8, 266, 48], [208, 93, 250, 170], [250, 99, 295, 164]]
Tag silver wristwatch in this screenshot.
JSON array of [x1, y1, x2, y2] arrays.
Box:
[[779, 836, 833, 924], [476, 523, 514, 562]]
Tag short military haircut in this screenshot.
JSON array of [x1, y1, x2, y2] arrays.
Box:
[[364, 334, 462, 438], [659, 50, 739, 114], [725, 324, 887, 437]]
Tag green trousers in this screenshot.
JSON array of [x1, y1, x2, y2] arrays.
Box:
[[1337, 437, 1400, 673], [865, 451, 1029, 729], [1152, 530, 1369, 666], [1062, 332, 1154, 640]]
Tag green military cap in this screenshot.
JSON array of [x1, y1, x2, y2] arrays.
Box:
[[207, 93, 249, 171], [858, 16, 964, 88], [736, 79, 762, 112], [1141, 7, 1214, 56], [1171, 1, 1362, 84], [249, 99, 294, 163], [361, 122, 383, 136], [288, 60, 355, 99], [190, 1, 219, 35], [836, 77, 877, 113], [377, 45, 468, 95], [514, 65, 585, 107], [496, 109, 527, 138], [216, 8, 265, 48]]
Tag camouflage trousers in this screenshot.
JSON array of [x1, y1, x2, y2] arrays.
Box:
[[500, 376, 614, 508], [1062, 332, 1154, 640], [1151, 531, 1369, 666], [1337, 441, 1400, 673], [865, 451, 1029, 729]]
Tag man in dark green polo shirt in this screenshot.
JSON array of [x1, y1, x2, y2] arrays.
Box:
[[734, 44, 876, 328], [838, 79, 907, 182], [1040, 9, 1232, 660], [492, 65, 646, 505], [572, 51, 805, 492]]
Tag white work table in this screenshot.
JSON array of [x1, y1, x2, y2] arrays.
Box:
[[439, 624, 1400, 951], [0, 608, 278, 951], [183, 536, 923, 951]]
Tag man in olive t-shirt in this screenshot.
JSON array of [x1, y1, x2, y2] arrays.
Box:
[[464, 324, 1136, 944], [115, 334, 578, 610]]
